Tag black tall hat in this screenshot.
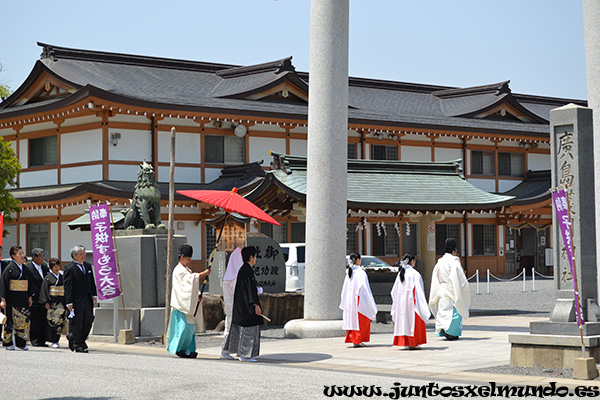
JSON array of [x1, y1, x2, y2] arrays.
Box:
[[178, 243, 193, 258]]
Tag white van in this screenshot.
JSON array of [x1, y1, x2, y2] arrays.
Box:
[[280, 243, 306, 292]]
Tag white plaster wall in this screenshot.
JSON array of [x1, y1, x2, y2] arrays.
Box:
[[62, 130, 102, 164], [249, 137, 286, 166], [467, 138, 494, 146], [401, 146, 431, 162], [402, 134, 430, 142], [19, 122, 56, 133], [204, 168, 221, 183], [497, 141, 521, 148], [19, 139, 28, 167], [61, 115, 101, 127], [61, 222, 92, 258], [107, 114, 149, 124], [467, 224, 472, 257], [20, 169, 58, 188], [2, 225, 17, 253], [157, 131, 201, 164], [498, 225, 504, 257], [249, 123, 285, 133], [19, 225, 26, 249], [434, 147, 462, 162], [156, 166, 201, 184], [528, 153, 551, 171], [62, 165, 103, 184], [0, 127, 15, 137], [467, 178, 496, 193], [289, 139, 307, 157], [109, 129, 151, 162], [179, 223, 203, 260], [50, 222, 59, 258], [109, 164, 141, 181], [289, 125, 307, 134], [498, 180, 521, 192], [158, 117, 199, 127]]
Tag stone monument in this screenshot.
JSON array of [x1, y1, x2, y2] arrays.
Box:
[[509, 104, 600, 371], [92, 162, 185, 337]]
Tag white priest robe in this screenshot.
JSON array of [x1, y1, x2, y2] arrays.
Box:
[[222, 247, 243, 335], [339, 265, 378, 331], [391, 265, 431, 337], [170, 263, 204, 329], [428, 253, 470, 331]]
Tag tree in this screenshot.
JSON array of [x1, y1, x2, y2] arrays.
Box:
[[0, 62, 12, 100], [0, 137, 21, 238]]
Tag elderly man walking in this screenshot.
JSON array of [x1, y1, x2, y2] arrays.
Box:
[[64, 245, 97, 353]]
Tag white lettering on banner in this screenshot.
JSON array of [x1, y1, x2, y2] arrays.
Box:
[[89, 203, 121, 300]]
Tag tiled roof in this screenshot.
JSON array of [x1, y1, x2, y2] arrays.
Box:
[[247, 153, 514, 212], [502, 170, 551, 205], [0, 43, 587, 137]]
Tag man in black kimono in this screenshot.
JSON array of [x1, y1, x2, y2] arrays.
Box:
[[26, 248, 50, 347], [222, 246, 263, 362], [64, 245, 97, 353], [0, 245, 33, 350]]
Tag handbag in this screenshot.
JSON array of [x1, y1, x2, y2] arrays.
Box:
[[0, 310, 7, 325]]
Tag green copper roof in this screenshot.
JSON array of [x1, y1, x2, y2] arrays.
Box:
[[249, 153, 514, 212]]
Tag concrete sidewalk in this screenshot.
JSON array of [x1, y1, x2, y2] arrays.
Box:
[[85, 314, 597, 388]]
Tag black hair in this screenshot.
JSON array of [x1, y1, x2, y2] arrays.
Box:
[[178, 243, 193, 258], [398, 252, 415, 283], [444, 238, 457, 254], [9, 245, 22, 259], [241, 246, 257, 263], [348, 252, 361, 278]]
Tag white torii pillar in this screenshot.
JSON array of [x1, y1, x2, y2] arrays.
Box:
[[284, 0, 349, 338]]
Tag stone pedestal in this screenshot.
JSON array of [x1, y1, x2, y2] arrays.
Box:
[[574, 357, 599, 380], [91, 231, 187, 337]]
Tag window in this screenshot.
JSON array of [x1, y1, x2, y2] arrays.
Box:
[[401, 222, 419, 256], [290, 222, 305, 243], [471, 151, 494, 175], [436, 224, 461, 256], [498, 152, 524, 177], [371, 144, 397, 161], [205, 135, 244, 163], [348, 143, 357, 159], [260, 222, 287, 243], [372, 223, 398, 256], [473, 224, 496, 256], [27, 223, 49, 255], [29, 136, 58, 167], [346, 223, 357, 254]]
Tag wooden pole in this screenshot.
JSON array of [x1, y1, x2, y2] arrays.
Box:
[[163, 127, 176, 344]]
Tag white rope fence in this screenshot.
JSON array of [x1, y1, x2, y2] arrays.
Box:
[[467, 267, 552, 294]]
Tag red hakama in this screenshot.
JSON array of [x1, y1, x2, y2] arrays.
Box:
[[344, 296, 371, 344], [393, 288, 427, 347]]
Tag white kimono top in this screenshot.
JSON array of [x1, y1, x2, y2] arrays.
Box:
[[339, 264, 378, 330], [428, 253, 470, 330], [223, 247, 243, 317], [390, 265, 431, 337], [170, 263, 203, 326]]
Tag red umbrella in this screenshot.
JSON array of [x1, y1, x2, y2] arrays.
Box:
[[177, 187, 280, 305], [177, 187, 280, 226]]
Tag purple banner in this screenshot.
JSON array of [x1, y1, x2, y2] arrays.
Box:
[[552, 189, 584, 326], [89, 204, 121, 300]]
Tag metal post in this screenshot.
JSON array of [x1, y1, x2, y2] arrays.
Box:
[[487, 269, 490, 294], [532, 267, 536, 292], [113, 297, 118, 343], [476, 269, 480, 295], [523, 267, 526, 292]]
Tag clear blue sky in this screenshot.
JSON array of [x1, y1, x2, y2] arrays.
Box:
[[0, 1, 587, 100]]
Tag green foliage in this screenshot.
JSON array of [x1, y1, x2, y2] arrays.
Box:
[[0, 83, 11, 100], [0, 137, 21, 237]]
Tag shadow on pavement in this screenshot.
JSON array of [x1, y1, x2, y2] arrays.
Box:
[[257, 353, 333, 363]]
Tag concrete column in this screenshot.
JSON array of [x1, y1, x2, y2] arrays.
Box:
[[410, 213, 445, 297], [583, 0, 600, 304], [284, 0, 349, 338]]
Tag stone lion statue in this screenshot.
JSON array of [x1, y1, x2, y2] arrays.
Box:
[[122, 161, 166, 230]]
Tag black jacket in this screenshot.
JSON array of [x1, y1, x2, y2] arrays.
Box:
[[0, 260, 33, 307], [63, 261, 97, 306], [26, 261, 49, 304], [232, 262, 263, 327]]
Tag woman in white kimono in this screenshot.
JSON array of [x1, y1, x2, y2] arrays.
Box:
[[166, 243, 211, 358], [339, 252, 377, 347], [391, 253, 431, 349]]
